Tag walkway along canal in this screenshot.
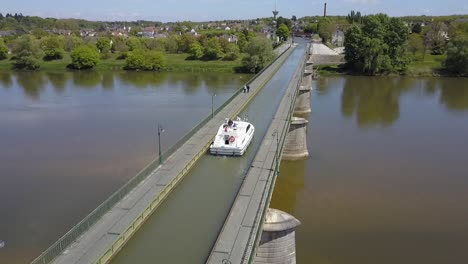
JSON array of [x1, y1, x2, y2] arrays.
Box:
[[30, 42, 297, 264]]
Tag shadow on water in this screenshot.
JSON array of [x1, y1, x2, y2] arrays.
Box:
[[339, 76, 415, 127], [271, 160, 306, 214], [438, 78, 468, 112], [117, 71, 167, 88], [15, 72, 47, 100], [46, 72, 69, 92], [73, 71, 102, 88], [0, 72, 13, 88]]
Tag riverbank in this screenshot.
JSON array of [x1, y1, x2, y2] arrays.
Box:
[[0, 52, 243, 73], [315, 54, 466, 77]]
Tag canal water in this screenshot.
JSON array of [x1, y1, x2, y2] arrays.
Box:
[[271, 76, 468, 264], [0, 71, 252, 264], [2, 63, 468, 264], [111, 43, 306, 263]]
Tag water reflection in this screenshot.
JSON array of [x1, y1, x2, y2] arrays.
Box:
[[102, 72, 115, 90], [271, 160, 306, 214], [46, 72, 68, 92], [439, 79, 468, 111], [73, 71, 102, 88], [340, 77, 414, 127], [117, 71, 166, 88], [15, 72, 46, 100], [0, 72, 13, 88]]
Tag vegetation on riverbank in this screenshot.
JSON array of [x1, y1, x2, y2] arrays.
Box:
[[315, 54, 462, 77], [0, 51, 244, 72]]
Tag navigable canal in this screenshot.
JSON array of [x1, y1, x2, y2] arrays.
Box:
[[110, 42, 306, 264], [2, 56, 468, 264], [0, 71, 252, 264]]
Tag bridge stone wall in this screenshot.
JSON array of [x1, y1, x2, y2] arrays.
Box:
[[282, 117, 309, 160], [253, 208, 301, 264]]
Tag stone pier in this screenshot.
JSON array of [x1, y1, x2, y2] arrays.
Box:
[[254, 208, 301, 264], [282, 117, 309, 160]]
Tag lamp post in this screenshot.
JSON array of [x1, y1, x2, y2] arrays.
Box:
[[211, 93, 216, 118], [157, 123, 164, 165]]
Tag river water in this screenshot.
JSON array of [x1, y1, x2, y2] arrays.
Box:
[[1, 70, 467, 264], [0, 71, 252, 263], [271, 76, 468, 264]]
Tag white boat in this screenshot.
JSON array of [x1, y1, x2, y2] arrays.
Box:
[[210, 118, 255, 156]]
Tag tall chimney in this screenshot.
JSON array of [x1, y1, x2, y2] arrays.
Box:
[[324, 2, 327, 17]]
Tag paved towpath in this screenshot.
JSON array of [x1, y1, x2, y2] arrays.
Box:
[[49, 45, 296, 264]]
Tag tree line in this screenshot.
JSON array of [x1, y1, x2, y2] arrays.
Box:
[[0, 30, 277, 72]]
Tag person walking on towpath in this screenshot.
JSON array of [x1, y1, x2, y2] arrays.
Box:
[[247, 85, 250, 93], [243, 85, 247, 93]]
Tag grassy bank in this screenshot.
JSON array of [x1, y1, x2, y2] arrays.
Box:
[[0, 52, 242, 73], [315, 54, 463, 77]]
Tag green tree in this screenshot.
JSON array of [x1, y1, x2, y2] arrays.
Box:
[[241, 37, 274, 73], [0, 38, 8, 60], [40, 36, 64, 60], [425, 22, 447, 55], [188, 42, 203, 59], [412, 23, 422, 34], [70, 45, 100, 69], [223, 43, 240, 61], [11, 35, 41, 69], [407, 33, 423, 56], [96, 37, 111, 53], [347, 10, 362, 24], [126, 36, 143, 51], [64, 35, 83, 52], [344, 14, 409, 74], [277, 24, 290, 41], [203, 37, 224, 60], [165, 35, 180, 53], [317, 18, 335, 43], [124, 49, 166, 71], [444, 35, 468, 75], [178, 33, 197, 53]]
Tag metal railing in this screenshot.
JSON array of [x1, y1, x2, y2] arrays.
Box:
[[31, 43, 292, 264], [244, 44, 308, 264]]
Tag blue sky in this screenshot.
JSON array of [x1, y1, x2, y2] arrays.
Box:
[[2, 0, 467, 22]]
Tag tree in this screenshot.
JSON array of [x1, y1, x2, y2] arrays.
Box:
[[223, 43, 240, 61], [40, 36, 64, 60], [11, 35, 41, 69], [203, 37, 224, 60], [96, 37, 111, 53], [425, 22, 447, 55], [70, 45, 100, 69], [0, 38, 8, 60], [407, 33, 424, 57], [124, 49, 166, 71], [344, 14, 409, 74], [317, 18, 335, 43], [241, 37, 274, 73], [277, 24, 290, 41], [165, 35, 180, 53], [188, 42, 203, 59], [412, 23, 422, 34], [347, 10, 362, 24], [126, 36, 143, 51], [444, 35, 468, 75], [64, 35, 83, 52], [276, 16, 292, 30]]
